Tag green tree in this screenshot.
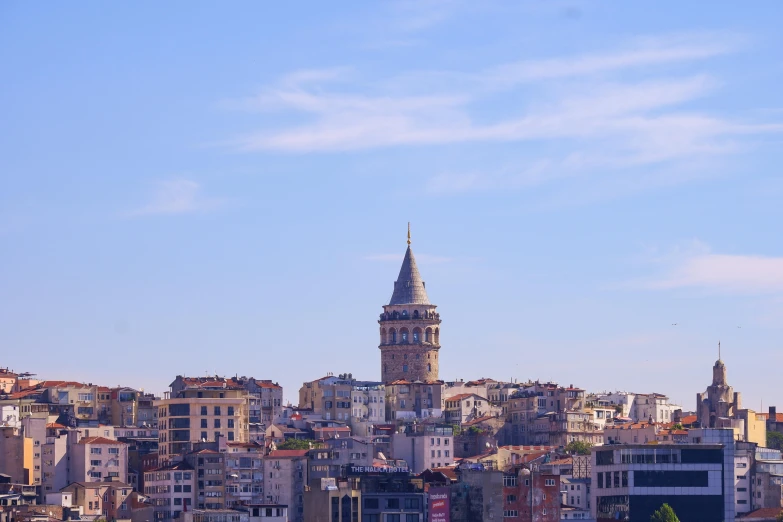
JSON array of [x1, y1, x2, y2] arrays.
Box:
[[672, 423, 684, 430], [776, 510, 783, 522], [650, 503, 680, 522], [277, 438, 315, 450], [564, 440, 593, 455], [768, 431, 783, 451]]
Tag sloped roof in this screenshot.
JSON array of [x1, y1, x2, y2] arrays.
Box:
[[78, 437, 124, 445], [269, 449, 308, 458], [389, 246, 430, 305]]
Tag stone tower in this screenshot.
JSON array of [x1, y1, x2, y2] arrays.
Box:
[[696, 345, 742, 428], [378, 227, 441, 383]]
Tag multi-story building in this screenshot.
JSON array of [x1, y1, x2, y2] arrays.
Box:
[[245, 504, 288, 522], [143, 460, 195, 522], [391, 424, 454, 473], [530, 412, 602, 447], [156, 378, 249, 461], [224, 441, 265, 508], [61, 480, 133, 521], [303, 467, 426, 522], [265, 449, 307, 522], [503, 468, 561, 522], [350, 382, 385, 437], [41, 422, 81, 495], [752, 447, 783, 511], [385, 380, 444, 421], [592, 391, 680, 423], [0, 368, 18, 394], [0, 425, 33, 484], [378, 229, 442, 383], [444, 393, 498, 425], [590, 428, 736, 521], [70, 436, 129, 484], [185, 449, 227, 510]]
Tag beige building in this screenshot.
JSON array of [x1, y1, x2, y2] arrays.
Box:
[[156, 377, 249, 462], [378, 230, 442, 383], [385, 380, 444, 421], [224, 441, 265, 508], [0, 425, 34, 484], [264, 449, 307, 522], [62, 480, 133, 521], [298, 374, 385, 431], [444, 393, 498, 425], [0, 368, 18, 394], [70, 436, 129, 484]]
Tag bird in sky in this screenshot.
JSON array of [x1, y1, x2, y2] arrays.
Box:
[[672, 323, 678, 326]]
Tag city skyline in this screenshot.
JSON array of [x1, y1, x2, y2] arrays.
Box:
[[2, 2, 783, 409]]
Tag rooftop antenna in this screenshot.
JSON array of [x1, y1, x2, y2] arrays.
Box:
[[718, 341, 721, 360], [407, 222, 411, 245]]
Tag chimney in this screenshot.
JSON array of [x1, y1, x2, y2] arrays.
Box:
[[770, 406, 777, 421]]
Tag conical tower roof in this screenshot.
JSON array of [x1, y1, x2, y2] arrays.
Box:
[[389, 245, 430, 305]]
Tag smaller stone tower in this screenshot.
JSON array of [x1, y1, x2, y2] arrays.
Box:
[[378, 225, 441, 383]]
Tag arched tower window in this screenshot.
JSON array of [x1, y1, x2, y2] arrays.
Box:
[[413, 310, 419, 319], [425, 327, 432, 343], [428, 363, 432, 372], [393, 311, 399, 320], [402, 310, 408, 318], [412, 327, 422, 343], [381, 328, 387, 345], [403, 364, 408, 373], [400, 328, 409, 343], [390, 328, 397, 344], [434, 328, 440, 345]]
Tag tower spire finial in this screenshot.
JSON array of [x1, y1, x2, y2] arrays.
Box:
[[407, 222, 411, 245], [718, 341, 721, 360]]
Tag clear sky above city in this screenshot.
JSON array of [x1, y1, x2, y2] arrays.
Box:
[[2, 1, 782, 409]]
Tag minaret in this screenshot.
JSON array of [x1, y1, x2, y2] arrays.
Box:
[[378, 225, 441, 383]]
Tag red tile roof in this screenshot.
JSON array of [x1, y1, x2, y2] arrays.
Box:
[[78, 436, 124, 445], [680, 415, 698, 425], [446, 393, 483, 402], [269, 449, 308, 458], [759, 413, 783, 423], [46, 422, 67, 429], [740, 507, 783, 520], [462, 416, 496, 427]]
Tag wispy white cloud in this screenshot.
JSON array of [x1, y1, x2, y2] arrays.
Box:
[[636, 241, 783, 294], [129, 179, 224, 217], [364, 253, 453, 264], [223, 33, 780, 195]]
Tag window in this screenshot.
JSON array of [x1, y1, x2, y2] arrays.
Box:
[[228, 406, 234, 416], [364, 498, 379, 509], [91, 448, 102, 455], [228, 419, 234, 428], [108, 447, 119, 454], [503, 475, 517, 487], [201, 406, 208, 415], [504, 511, 518, 517], [404, 498, 419, 509], [228, 432, 235, 441], [214, 419, 221, 428], [91, 459, 102, 466], [506, 495, 517, 502], [386, 498, 400, 509], [405, 515, 419, 522], [545, 479, 556, 486], [201, 419, 208, 428], [403, 364, 408, 373], [386, 516, 400, 522]]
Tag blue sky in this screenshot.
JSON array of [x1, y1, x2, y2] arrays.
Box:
[[2, 1, 782, 410]]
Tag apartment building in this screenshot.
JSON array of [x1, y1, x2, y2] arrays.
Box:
[[385, 380, 444, 421], [70, 436, 129, 483], [61, 480, 133, 521], [224, 441, 265, 507], [391, 424, 453, 473], [143, 460, 195, 522], [265, 449, 307, 522], [444, 393, 498, 425], [503, 468, 561, 522], [185, 449, 227, 510], [156, 379, 248, 461]]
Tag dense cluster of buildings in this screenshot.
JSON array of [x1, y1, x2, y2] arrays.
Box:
[[2, 232, 782, 522]]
